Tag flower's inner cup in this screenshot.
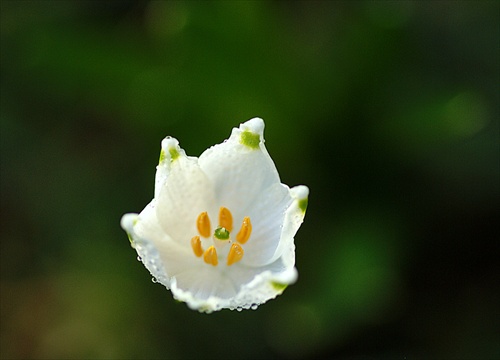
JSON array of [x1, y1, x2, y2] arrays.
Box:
[[191, 207, 252, 267]]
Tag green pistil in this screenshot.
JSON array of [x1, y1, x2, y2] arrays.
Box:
[[214, 227, 230, 240]]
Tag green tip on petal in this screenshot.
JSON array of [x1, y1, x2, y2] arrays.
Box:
[[198, 304, 213, 313], [214, 227, 230, 240], [169, 147, 180, 161], [271, 281, 288, 292], [159, 149, 167, 164], [240, 130, 260, 149], [298, 198, 308, 213], [159, 147, 180, 163], [126, 231, 134, 244]]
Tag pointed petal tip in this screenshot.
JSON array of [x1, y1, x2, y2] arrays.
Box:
[[291, 185, 309, 200], [272, 267, 298, 286], [290, 186, 309, 214], [120, 213, 138, 231], [160, 137, 184, 163], [237, 118, 265, 149], [161, 136, 179, 150], [241, 117, 265, 135]]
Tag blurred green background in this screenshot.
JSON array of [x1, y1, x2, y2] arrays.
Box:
[[1, 1, 498, 359]]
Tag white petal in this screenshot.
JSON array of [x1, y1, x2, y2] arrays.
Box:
[[239, 183, 293, 266], [198, 118, 289, 265], [156, 150, 217, 245], [171, 267, 238, 306], [198, 118, 280, 223], [122, 201, 219, 293], [120, 202, 171, 288], [154, 137, 185, 199], [275, 185, 309, 267], [169, 259, 298, 313], [232, 266, 298, 307]]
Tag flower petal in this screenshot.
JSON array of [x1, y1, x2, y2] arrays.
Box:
[[239, 183, 293, 266], [122, 201, 219, 294], [273, 185, 309, 266], [156, 148, 217, 246], [120, 201, 171, 288], [198, 118, 280, 223], [154, 137, 185, 199], [170, 259, 298, 313], [172, 267, 238, 305], [199, 118, 290, 265]]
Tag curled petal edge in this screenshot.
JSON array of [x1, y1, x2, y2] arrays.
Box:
[[170, 266, 298, 313], [121, 212, 171, 289]]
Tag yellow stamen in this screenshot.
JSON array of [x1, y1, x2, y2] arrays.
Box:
[[227, 243, 244, 266], [236, 216, 252, 244], [191, 236, 203, 257], [203, 246, 218, 266], [218, 207, 233, 232], [197, 212, 211, 238]]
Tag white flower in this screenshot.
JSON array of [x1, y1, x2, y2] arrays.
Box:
[[121, 118, 309, 313]]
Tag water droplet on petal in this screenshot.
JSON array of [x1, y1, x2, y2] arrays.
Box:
[[137, 256, 142, 261], [251, 304, 258, 310], [152, 277, 157, 283]]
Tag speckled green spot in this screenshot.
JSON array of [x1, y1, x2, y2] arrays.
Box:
[[214, 227, 230, 240], [159, 149, 167, 164], [169, 147, 180, 161], [240, 130, 260, 149], [298, 198, 308, 213], [271, 281, 288, 292]]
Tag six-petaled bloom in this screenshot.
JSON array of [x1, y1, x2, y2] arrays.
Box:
[[121, 118, 309, 313]]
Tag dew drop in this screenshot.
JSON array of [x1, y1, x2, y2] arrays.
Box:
[[151, 277, 157, 283], [236, 306, 243, 312], [251, 304, 258, 310], [137, 256, 142, 261]]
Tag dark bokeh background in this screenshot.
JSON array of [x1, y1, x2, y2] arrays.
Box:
[[1, 1, 498, 359]]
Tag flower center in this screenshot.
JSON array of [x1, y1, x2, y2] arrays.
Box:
[[191, 207, 252, 267], [214, 227, 230, 240]]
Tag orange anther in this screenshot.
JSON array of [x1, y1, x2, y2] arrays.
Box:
[[227, 243, 244, 266], [197, 212, 211, 238], [236, 217, 252, 244], [203, 246, 218, 266], [191, 236, 203, 257], [218, 207, 233, 232]]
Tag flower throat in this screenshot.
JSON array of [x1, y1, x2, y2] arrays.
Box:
[[191, 207, 252, 266]]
